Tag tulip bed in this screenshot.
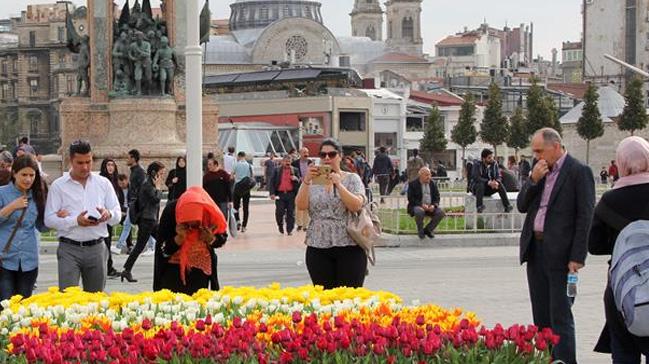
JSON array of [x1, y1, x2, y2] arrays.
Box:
[[0, 284, 557, 363]]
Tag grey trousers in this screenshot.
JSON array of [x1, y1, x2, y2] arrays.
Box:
[[413, 206, 445, 233], [57, 241, 107, 293]]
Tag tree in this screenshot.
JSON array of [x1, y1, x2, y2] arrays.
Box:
[[451, 93, 477, 160], [420, 106, 447, 164], [526, 78, 562, 135], [507, 106, 529, 157], [480, 83, 509, 156], [619, 76, 648, 135], [577, 84, 604, 164]]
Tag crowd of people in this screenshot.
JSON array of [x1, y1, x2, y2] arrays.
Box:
[[0, 129, 648, 363]]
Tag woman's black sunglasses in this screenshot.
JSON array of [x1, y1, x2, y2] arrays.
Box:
[[319, 151, 339, 159]]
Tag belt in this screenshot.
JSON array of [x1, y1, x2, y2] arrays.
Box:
[[60, 237, 104, 247], [534, 232, 544, 241]]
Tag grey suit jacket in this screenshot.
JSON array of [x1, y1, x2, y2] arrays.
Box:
[[517, 154, 595, 268]]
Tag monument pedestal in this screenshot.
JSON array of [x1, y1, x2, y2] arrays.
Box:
[[59, 96, 218, 170]]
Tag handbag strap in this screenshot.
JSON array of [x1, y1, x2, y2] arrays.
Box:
[[1, 204, 28, 257]]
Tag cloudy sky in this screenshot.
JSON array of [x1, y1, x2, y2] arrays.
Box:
[[3, 0, 582, 59]]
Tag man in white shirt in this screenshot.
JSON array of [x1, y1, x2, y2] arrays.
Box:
[[45, 140, 121, 292], [223, 146, 236, 174]]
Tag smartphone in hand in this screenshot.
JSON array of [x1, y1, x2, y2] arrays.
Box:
[[312, 165, 332, 185]]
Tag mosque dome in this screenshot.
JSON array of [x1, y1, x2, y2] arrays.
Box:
[[229, 0, 324, 31]]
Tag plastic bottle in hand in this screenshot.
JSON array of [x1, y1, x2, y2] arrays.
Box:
[[567, 272, 578, 297]]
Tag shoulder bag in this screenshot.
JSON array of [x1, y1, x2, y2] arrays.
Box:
[[0, 205, 28, 268], [346, 181, 381, 265]]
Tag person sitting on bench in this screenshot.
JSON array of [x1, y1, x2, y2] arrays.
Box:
[[470, 148, 513, 213]]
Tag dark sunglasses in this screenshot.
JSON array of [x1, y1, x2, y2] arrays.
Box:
[[319, 151, 339, 159]]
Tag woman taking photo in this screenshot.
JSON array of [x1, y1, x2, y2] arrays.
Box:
[[99, 158, 124, 277], [589, 136, 649, 363], [121, 161, 165, 283], [166, 156, 187, 201], [0, 155, 47, 302], [154, 186, 227, 294], [295, 138, 366, 289]]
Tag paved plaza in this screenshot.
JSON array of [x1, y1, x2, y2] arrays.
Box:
[[36, 203, 611, 363]]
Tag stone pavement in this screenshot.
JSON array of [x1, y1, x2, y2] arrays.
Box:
[[36, 203, 613, 363]]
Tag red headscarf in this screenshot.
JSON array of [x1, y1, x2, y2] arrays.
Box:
[[174, 186, 227, 284]]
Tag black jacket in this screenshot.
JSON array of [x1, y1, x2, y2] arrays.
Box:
[[165, 168, 187, 201], [372, 153, 393, 176], [128, 164, 146, 204], [407, 179, 440, 216], [470, 160, 502, 191], [269, 165, 300, 195], [517, 154, 595, 268], [203, 170, 233, 203], [588, 183, 649, 354], [138, 178, 162, 222]]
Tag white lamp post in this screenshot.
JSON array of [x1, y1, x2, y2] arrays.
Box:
[[185, 0, 203, 187]]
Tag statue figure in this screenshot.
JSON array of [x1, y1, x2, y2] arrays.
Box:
[[113, 69, 130, 95], [77, 35, 90, 96], [112, 32, 132, 92], [152, 36, 176, 96], [128, 31, 152, 95]]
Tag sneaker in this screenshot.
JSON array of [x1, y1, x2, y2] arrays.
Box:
[[141, 248, 155, 257], [110, 246, 122, 255], [424, 229, 434, 239], [120, 246, 130, 255], [417, 230, 426, 240], [504, 205, 513, 213]]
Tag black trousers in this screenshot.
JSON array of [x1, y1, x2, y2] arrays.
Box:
[[105, 225, 114, 272], [306, 246, 367, 290], [123, 219, 157, 272], [159, 264, 210, 295], [376, 175, 390, 196], [473, 181, 510, 208], [275, 191, 296, 233], [0, 266, 38, 303], [234, 191, 250, 228], [526, 239, 576, 364]]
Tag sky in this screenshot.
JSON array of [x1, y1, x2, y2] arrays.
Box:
[[2, 0, 582, 59]]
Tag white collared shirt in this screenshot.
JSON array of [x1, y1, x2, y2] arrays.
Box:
[[45, 172, 122, 241]]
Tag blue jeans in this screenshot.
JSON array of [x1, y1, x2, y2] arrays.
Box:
[[0, 266, 38, 303], [117, 210, 155, 250]]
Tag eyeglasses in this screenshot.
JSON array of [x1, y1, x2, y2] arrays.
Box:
[[319, 151, 338, 159]]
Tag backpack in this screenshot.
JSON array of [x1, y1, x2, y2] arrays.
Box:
[[610, 220, 649, 337]]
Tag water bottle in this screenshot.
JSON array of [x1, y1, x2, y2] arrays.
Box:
[[567, 272, 578, 297]]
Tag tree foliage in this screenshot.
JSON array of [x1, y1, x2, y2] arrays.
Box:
[[577, 84, 604, 164], [420, 106, 448, 162], [619, 77, 648, 135], [480, 83, 509, 155], [507, 106, 529, 154], [451, 94, 477, 159], [526, 78, 562, 135]]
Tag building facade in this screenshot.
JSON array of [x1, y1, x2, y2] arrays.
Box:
[[561, 41, 583, 83], [0, 3, 84, 154], [384, 0, 423, 56], [434, 28, 501, 77], [351, 0, 383, 41]]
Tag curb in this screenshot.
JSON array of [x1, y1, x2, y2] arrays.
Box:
[[376, 233, 520, 248]]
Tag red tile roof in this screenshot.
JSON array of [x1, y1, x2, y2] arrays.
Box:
[[410, 90, 464, 106], [370, 52, 429, 63], [436, 34, 479, 47], [547, 83, 589, 100]]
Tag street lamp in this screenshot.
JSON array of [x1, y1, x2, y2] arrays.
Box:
[[185, 0, 204, 187]]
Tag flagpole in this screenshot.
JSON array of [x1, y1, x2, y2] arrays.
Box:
[[185, 0, 203, 187]]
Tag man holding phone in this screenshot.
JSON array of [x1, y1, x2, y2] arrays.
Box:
[[45, 140, 122, 292], [269, 155, 300, 235]]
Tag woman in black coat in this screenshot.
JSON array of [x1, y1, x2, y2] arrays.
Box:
[[588, 136, 649, 363], [166, 156, 187, 201], [99, 158, 124, 277]]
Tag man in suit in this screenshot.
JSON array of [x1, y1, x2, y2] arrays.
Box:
[[407, 167, 445, 239], [269, 155, 300, 235], [471, 148, 513, 213], [517, 128, 595, 364]]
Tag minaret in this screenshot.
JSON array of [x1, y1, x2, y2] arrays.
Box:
[[385, 0, 423, 55], [350, 0, 384, 41]]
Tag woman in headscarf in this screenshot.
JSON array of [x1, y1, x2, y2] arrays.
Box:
[[99, 158, 124, 277], [166, 156, 187, 201], [154, 186, 227, 294], [589, 136, 649, 363]]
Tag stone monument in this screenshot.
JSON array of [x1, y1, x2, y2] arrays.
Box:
[[59, 0, 218, 169]]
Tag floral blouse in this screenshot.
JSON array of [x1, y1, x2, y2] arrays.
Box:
[[305, 172, 365, 249]]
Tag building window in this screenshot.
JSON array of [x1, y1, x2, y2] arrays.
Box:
[[59, 52, 65, 65], [406, 116, 424, 131], [1, 60, 6, 74], [402, 17, 414, 40], [340, 112, 366, 131], [388, 21, 392, 39], [58, 26, 65, 42], [1, 83, 8, 100], [339, 55, 351, 67], [304, 6, 312, 19], [66, 75, 75, 94], [29, 78, 39, 95], [366, 25, 376, 41], [430, 150, 457, 171], [12, 59, 17, 73], [29, 31, 36, 47], [29, 56, 38, 72], [10, 82, 15, 99], [300, 116, 324, 135], [259, 7, 269, 21]]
